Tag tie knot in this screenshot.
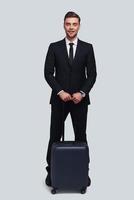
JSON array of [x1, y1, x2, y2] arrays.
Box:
[[69, 43, 74, 47]]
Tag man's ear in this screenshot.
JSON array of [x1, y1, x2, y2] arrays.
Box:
[[79, 23, 81, 30]]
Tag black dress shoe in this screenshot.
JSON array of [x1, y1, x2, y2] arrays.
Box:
[[87, 176, 91, 187], [45, 173, 51, 187]]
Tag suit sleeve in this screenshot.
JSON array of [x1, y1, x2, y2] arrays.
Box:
[[80, 44, 97, 95], [44, 44, 63, 93]]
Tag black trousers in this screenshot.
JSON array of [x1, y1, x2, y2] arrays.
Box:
[[46, 101, 88, 168]]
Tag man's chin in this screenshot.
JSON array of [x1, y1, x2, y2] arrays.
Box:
[[67, 33, 77, 40]]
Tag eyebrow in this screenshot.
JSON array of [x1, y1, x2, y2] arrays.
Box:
[[65, 22, 78, 24]]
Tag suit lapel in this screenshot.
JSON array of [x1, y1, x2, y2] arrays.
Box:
[[73, 39, 81, 64], [61, 38, 70, 66]]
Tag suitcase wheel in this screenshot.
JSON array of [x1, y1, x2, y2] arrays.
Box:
[[80, 188, 86, 194], [51, 188, 57, 194]]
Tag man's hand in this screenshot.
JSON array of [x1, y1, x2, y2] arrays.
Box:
[[58, 91, 72, 102], [71, 92, 83, 104]]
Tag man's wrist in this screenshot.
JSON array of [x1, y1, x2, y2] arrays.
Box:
[[79, 90, 86, 97], [57, 90, 64, 95]]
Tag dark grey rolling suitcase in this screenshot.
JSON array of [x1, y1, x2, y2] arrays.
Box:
[[50, 103, 90, 194], [51, 141, 90, 194]]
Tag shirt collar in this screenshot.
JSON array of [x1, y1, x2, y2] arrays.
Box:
[[65, 37, 78, 46]]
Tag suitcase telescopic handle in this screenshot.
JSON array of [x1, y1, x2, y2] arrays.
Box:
[[61, 101, 65, 142]]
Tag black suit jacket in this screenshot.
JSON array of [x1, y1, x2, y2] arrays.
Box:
[[44, 38, 97, 105]]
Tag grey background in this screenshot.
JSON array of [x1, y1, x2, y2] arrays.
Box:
[[0, 0, 133, 199]]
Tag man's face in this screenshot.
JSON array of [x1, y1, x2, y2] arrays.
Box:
[[64, 17, 80, 40]]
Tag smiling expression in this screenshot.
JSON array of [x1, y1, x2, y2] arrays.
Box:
[[64, 17, 80, 41]]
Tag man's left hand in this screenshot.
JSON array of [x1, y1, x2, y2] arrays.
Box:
[[71, 92, 83, 104]]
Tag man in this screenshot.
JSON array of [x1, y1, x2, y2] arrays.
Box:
[[44, 11, 97, 186]]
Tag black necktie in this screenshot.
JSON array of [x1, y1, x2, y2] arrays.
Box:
[[69, 43, 74, 64]]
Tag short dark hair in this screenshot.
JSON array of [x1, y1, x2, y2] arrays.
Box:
[[64, 11, 81, 23]]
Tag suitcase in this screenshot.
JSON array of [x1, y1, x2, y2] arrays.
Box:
[[50, 102, 90, 194], [51, 141, 90, 194]]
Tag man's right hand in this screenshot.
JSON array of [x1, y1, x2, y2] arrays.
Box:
[[58, 91, 72, 102]]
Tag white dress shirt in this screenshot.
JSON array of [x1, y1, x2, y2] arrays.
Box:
[[65, 37, 78, 58]]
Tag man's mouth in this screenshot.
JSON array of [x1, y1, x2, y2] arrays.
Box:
[[68, 31, 75, 33]]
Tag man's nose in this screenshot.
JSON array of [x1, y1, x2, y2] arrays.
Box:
[[70, 24, 74, 29]]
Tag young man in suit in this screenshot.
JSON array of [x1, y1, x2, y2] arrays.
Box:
[[44, 11, 97, 186]]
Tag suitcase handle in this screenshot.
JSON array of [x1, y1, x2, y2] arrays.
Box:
[[61, 101, 65, 142]]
